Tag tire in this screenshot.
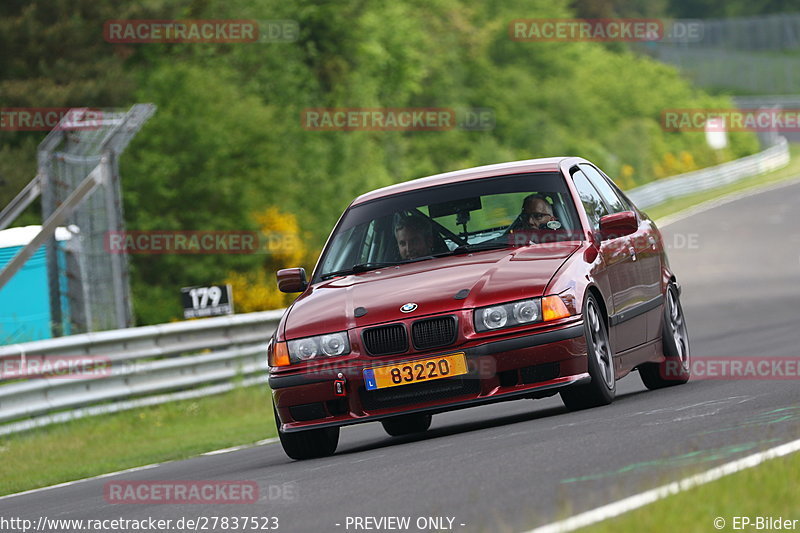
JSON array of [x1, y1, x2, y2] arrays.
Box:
[[381, 413, 432, 437], [274, 404, 339, 460], [560, 293, 616, 411], [640, 283, 691, 389]]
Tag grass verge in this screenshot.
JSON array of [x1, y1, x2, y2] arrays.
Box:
[[0, 385, 275, 496], [1, 143, 798, 498], [579, 441, 800, 533]]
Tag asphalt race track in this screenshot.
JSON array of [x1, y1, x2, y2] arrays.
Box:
[[3, 180, 800, 533]]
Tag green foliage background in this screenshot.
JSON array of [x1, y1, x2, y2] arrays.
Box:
[[0, 0, 761, 324]]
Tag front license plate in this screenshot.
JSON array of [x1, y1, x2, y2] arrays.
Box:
[[363, 353, 468, 391]]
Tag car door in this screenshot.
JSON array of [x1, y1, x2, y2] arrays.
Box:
[[571, 167, 647, 353], [580, 164, 663, 345]]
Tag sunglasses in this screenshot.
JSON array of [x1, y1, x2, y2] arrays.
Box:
[[522, 211, 553, 220]]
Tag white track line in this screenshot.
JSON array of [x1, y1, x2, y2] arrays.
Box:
[[0, 463, 161, 502], [523, 437, 800, 533], [0, 438, 279, 501], [201, 437, 278, 456]]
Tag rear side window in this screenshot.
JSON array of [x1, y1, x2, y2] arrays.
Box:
[[579, 164, 629, 214], [571, 169, 608, 231]]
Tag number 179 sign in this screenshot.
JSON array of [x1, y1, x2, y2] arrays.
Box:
[[180, 284, 234, 319]]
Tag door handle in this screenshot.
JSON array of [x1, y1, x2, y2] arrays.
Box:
[[629, 246, 637, 261]]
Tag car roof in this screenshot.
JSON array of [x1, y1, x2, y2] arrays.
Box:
[[352, 156, 587, 205]]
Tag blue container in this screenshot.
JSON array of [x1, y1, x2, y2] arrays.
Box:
[[0, 227, 71, 344]]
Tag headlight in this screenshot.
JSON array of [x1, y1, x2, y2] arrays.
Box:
[[291, 338, 319, 360], [287, 332, 350, 362], [474, 298, 544, 332], [320, 333, 348, 356], [513, 300, 539, 323], [481, 306, 508, 330]]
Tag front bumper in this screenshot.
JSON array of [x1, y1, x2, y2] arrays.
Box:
[[270, 322, 588, 432]]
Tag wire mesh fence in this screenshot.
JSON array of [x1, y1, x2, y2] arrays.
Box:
[[640, 14, 800, 94], [692, 13, 800, 51], [37, 105, 155, 335]]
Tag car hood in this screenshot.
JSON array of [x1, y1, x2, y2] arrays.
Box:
[[282, 243, 580, 339]]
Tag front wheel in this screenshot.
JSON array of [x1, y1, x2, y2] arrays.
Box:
[[274, 405, 339, 460], [560, 294, 616, 411], [640, 283, 691, 389]]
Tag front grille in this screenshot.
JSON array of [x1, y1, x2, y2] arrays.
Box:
[[362, 324, 408, 356], [359, 376, 480, 410], [412, 316, 457, 350]]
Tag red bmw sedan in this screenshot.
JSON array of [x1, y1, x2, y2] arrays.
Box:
[[268, 157, 690, 460]]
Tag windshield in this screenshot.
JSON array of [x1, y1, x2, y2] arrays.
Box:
[[315, 172, 582, 281]]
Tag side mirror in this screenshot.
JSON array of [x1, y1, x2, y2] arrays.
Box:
[[277, 267, 308, 293], [599, 211, 637, 240]]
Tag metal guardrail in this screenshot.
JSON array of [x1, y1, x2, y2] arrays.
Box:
[[733, 96, 800, 107], [626, 137, 790, 209], [0, 137, 792, 436], [0, 309, 284, 435]]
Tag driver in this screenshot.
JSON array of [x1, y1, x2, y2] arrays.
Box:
[[519, 194, 560, 230], [395, 216, 434, 260]]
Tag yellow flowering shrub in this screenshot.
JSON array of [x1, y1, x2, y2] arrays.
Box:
[[617, 164, 636, 190], [225, 207, 313, 313], [653, 151, 699, 179]]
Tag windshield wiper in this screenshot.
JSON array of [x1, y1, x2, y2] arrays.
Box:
[[435, 242, 509, 257], [321, 262, 400, 280], [321, 245, 508, 280]]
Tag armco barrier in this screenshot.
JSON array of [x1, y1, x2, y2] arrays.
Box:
[[626, 137, 789, 209], [0, 309, 284, 435]]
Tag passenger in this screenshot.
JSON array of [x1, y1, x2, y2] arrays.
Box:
[[395, 216, 434, 260]]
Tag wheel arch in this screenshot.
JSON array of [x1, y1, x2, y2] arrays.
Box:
[[585, 284, 609, 328]]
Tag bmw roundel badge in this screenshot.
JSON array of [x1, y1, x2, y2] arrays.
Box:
[[400, 303, 418, 313]]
